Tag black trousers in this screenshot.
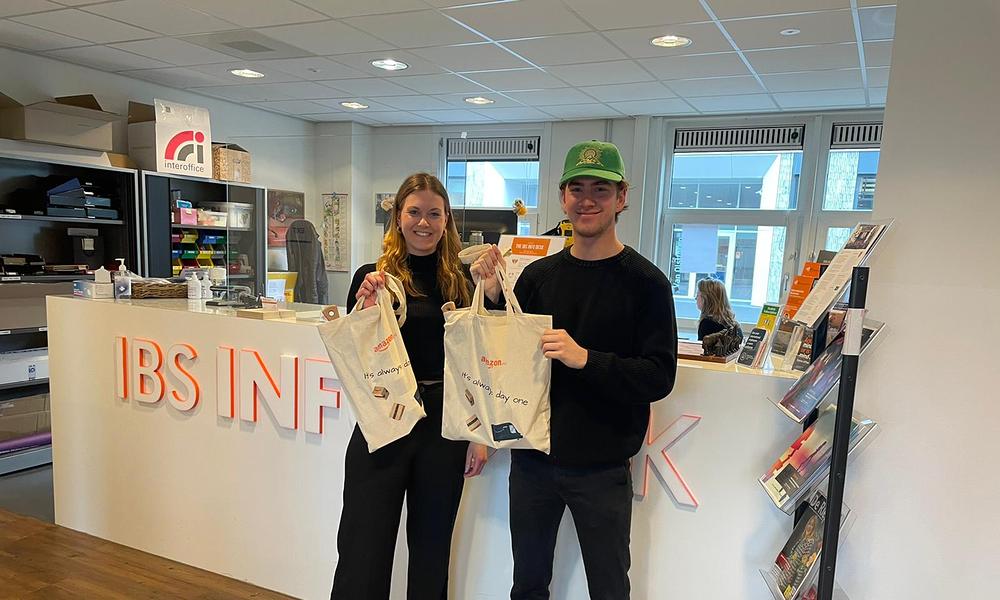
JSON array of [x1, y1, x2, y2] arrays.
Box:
[[509, 452, 634, 600], [331, 383, 468, 600]]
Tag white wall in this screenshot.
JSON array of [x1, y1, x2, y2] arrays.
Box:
[[840, 1, 1000, 598]]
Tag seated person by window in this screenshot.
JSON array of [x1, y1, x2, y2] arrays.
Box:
[[696, 278, 743, 356]]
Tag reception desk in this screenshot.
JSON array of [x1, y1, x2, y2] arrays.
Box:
[[47, 295, 803, 599]]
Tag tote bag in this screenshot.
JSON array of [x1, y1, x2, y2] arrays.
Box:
[[317, 273, 424, 452], [442, 267, 552, 452]]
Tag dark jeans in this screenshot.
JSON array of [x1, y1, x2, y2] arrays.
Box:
[[331, 383, 468, 600], [509, 452, 634, 600]]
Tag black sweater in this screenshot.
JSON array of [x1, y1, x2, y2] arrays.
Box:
[[347, 253, 453, 382], [512, 246, 678, 467]]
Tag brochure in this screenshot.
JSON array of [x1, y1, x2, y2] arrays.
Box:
[[496, 234, 563, 288], [760, 407, 876, 513]]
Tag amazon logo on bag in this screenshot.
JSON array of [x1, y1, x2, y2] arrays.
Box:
[[373, 334, 395, 353], [481, 355, 504, 369]]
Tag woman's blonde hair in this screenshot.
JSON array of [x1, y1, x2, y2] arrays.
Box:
[[697, 278, 737, 326], [377, 173, 471, 307]]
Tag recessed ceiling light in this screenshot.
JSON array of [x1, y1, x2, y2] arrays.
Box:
[[464, 96, 495, 105], [371, 58, 408, 71], [229, 68, 265, 78], [650, 35, 692, 48], [780, 28, 801, 36], [340, 101, 369, 110]]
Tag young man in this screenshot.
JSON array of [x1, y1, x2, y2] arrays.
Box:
[[473, 140, 678, 599]]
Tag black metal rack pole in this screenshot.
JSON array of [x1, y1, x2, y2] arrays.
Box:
[[817, 266, 869, 599], [795, 311, 829, 525]]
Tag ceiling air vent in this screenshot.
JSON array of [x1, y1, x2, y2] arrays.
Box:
[[220, 40, 275, 54], [675, 125, 805, 152], [447, 136, 541, 160], [831, 122, 883, 149]]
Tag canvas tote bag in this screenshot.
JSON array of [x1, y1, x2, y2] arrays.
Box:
[[317, 273, 425, 452], [442, 267, 552, 452]]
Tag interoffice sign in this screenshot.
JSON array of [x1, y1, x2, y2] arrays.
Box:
[[155, 98, 212, 178]]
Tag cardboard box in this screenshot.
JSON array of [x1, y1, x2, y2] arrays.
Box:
[[0, 394, 48, 417], [0, 412, 41, 442], [128, 99, 213, 178], [104, 152, 137, 169], [212, 143, 251, 183], [173, 207, 197, 225], [0, 349, 48, 385], [0, 93, 117, 151]]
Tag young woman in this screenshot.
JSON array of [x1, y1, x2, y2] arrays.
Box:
[[696, 278, 739, 339], [330, 173, 489, 600]]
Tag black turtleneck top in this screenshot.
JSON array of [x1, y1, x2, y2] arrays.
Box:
[[347, 253, 458, 382]]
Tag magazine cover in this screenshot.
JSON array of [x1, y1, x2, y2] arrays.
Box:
[[763, 490, 851, 600], [759, 408, 876, 512], [775, 322, 885, 422]]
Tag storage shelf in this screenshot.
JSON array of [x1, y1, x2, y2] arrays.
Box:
[[229, 274, 252, 280], [0, 214, 123, 226], [0, 326, 48, 336], [0, 378, 48, 391], [0, 444, 52, 476], [0, 274, 91, 284], [171, 224, 251, 232]]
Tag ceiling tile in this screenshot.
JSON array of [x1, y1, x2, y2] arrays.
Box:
[[564, 0, 708, 30], [376, 95, 455, 110], [84, 0, 240, 36], [504, 88, 596, 106], [332, 51, 444, 77], [542, 103, 625, 119], [607, 98, 696, 115], [49, 0, 107, 4], [181, 29, 312, 61], [708, 0, 849, 19], [445, 0, 591, 41], [431, 93, 521, 108], [687, 93, 777, 112], [411, 109, 497, 123], [312, 98, 396, 111], [546, 60, 653, 85], [0, 19, 88, 51], [859, 6, 895, 40], [745, 43, 860, 73], [863, 40, 892, 67], [502, 33, 627, 66], [344, 10, 484, 48], [122, 66, 231, 88], [474, 106, 553, 121], [255, 57, 369, 81], [175, 0, 326, 28], [668, 75, 764, 97], [111, 38, 236, 66], [578, 81, 676, 102], [322, 77, 416, 97], [462, 68, 567, 91], [251, 100, 341, 115], [13, 8, 155, 43], [391, 73, 489, 94], [866, 66, 890, 87], [858, 0, 895, 6], [45, 45, 170, 70], [255, 20, 391, 56], [295, 0, 428, 18], [638, 52, 749, 79], [761, 69, 862, 92], [253, 81, 346, 99], [868, 87, 886, 105], [365, 112, 434, 124], [0, 0, 63, 17], [722, 10, 856, 51], [603, 22, 733, 59], [412, 43, 531, 72], [188, 62, 303, 84], [194, 83, 311, 103], [773, 88, 867, 109]]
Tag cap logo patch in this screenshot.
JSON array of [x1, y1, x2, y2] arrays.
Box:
[[577, 146, 602, 166]]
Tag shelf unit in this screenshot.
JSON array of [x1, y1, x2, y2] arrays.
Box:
[[140, 172, 265, 294], [0, 151, 139, 475]]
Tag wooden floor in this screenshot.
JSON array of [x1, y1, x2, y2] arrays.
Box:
[[0, 509, 295, 599]]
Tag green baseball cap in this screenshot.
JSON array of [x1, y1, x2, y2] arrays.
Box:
[[560, 140, 625, 186]]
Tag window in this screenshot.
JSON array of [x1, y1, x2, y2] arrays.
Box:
[[670, 151, 802, 210], [445, 136, 540, 237], [663, 126, 805, 326], [822, 149, 880, 211]]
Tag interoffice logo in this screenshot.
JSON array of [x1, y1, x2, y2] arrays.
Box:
[[163, 130, 208, 173]]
